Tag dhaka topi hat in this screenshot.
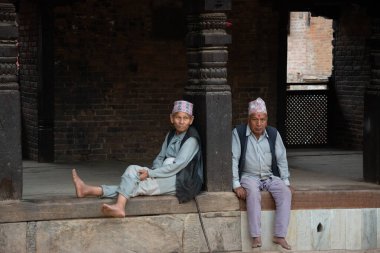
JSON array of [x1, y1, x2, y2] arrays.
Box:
[[248, 97, 267, 115], [172, 100, 193, 116]]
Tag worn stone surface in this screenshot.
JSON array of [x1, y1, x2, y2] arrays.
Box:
[[196, 192, 239, 212], [200, 211, 241, 252], [183, 214, 204, 252], [4, 188, 380, 223], [2, 209, 380, 252], [34, 212, 241, 253], [26, 222, 37, 253], [36, 216, 184, 253], [0, 222, 26, 253], [183, 211, 242, 253], [0, 192, 240, 223]]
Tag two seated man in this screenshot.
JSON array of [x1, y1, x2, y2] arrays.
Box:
[[72, 98, 291, 250]]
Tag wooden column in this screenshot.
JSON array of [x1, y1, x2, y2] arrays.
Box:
[[363, 15, 380, 183], [184, 0, 232, 191], [0, 2, 22, 199]]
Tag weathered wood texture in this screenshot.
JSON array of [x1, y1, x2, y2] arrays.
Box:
[[184, 0, 233, 192], [0, 2, 22, 200]]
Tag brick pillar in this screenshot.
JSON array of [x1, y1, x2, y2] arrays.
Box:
[[0, 2, 22, 199], [364, 15, 380, 183], [184, 0, 232, 191]]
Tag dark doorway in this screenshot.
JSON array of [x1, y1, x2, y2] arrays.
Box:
[[284, 12, 333, 147]]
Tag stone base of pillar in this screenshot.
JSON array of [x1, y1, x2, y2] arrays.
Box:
[[185, 85, 232, 192]]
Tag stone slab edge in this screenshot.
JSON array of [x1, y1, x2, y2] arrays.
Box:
[[0, 192, 239, 223]]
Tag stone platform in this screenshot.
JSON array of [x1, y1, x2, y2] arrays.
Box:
[[1, 149, 380, 252]]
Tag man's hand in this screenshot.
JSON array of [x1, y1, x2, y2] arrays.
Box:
[[138, 169, 149, 181], [234, 187, 247, 200]]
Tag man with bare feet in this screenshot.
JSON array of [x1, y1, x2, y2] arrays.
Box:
[[232, 98, 292, 250], [72, 100, 203, 218]]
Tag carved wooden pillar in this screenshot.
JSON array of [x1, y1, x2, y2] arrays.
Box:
[[0, 2, 22, 199], [364, 15, 380, 183], [184, 0, 232, 191]]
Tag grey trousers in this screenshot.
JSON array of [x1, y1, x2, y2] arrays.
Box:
[[241, 176, 292, 238], [101, 165, 176, 199]]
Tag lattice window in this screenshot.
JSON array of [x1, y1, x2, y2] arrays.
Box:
[[285, 93, 328, 146]]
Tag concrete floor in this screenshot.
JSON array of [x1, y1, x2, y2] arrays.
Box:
[[22, 148, 380, 200]]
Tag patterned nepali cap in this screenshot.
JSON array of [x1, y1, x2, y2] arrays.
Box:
[[172, 100, 193, 116], [248, 97, 267, 115]]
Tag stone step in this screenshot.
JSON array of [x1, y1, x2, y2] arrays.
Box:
[[2, 192, 380, 252], [3, 189, 380, 223]]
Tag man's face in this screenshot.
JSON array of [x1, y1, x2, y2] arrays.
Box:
[[248, 112, 268, 138], [170, 112, 194, 134]]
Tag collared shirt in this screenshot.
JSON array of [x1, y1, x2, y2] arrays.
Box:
[[232, 125, 290, 189], [149, 131, 199, 178]]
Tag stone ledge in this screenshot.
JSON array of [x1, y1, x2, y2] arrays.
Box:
[[2, 189, 380, 223], [239, 189, 380, 211], [0, 192, 239, 223]]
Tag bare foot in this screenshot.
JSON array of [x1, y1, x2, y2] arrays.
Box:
[[252, 237, 262, 248], [72, 169, 88, 198], [273, 237, 291, 250], [102, 203, 126, 218]]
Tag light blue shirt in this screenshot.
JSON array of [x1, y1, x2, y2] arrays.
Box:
[[148, 131, 199, 178], [232, 125, 290, 189]]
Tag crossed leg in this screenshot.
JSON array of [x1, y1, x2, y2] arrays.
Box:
[[72, 169, 128, 218], [102, 194, 127, 218]]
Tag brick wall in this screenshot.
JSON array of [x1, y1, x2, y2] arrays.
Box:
[[19, 0, 369, 161], [287, 12, 333, 82], [228, 0, 280, 127], [19, 0, 284, 162], [53, 0, 187, 162], [18, 0, 39, 160], [53, 0, 282, 162], [331, 7, 371, 150]]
